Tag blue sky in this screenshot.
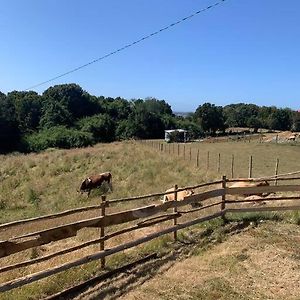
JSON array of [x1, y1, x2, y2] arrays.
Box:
[[1, 0, 300, 112]]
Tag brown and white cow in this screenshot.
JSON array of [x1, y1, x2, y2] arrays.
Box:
[[79, 172, 113, 197]]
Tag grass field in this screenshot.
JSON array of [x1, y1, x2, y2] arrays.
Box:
[[0, 139, 300, 299], [145, 139, 300, 179]]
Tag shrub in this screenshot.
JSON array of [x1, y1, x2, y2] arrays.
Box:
[[77, 114, 115, 142], [23, 126, 94, 152]]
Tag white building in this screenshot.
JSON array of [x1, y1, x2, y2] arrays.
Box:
[[164, 129, 188, 143]]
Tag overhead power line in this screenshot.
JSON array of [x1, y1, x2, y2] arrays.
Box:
[[25, 0, 226, 91]]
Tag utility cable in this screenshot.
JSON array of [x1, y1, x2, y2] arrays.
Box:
[[25, 0, 226, 90]]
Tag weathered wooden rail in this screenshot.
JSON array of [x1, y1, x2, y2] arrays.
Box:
[[0, 173, 299, 294]]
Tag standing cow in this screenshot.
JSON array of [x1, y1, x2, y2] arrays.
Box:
[[79, 172, 113, 197]]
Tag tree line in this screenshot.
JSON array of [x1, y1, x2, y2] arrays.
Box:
[[0, 83, 299, 153]]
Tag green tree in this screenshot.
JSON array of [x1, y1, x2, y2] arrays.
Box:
[[39, 101, 73, 129], [194, 103, 225, 134], [7, 91, 42, 133], [77, 114, 115, 142], [0, 92, 20, 152], [291, 111, 300, 132], [99, 96, 133, 121], [223, 103, 259, 128], [42, 83, 99, 122], [269, 108, 292, 131]]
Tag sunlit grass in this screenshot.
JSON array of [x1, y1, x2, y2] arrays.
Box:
[[0, 139, 299, 299]]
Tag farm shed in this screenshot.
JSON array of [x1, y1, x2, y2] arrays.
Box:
[[165, 129, 188, 143]]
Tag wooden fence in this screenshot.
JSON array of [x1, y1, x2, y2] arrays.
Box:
[[0, 174, 300, 293], [141, 140, 295, 179]]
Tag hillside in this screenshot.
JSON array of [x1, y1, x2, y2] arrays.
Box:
[[0, 140, 300, 299], [75, 221, 300, 300]]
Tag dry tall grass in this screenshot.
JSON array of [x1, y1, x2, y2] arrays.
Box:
[[146, 139, 300, 179], [0, 141, 209, 224], [0, 140, 299, 299]]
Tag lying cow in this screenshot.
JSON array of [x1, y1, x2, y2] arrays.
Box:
[[79, 172, 113, 197], [162, 187, 201, 208], [229, 180, 269, 197]]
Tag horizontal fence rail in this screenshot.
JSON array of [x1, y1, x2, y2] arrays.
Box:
[[0, 180, 223, 230], [0, 172, 300, 294], [0, 211, 223, 293]]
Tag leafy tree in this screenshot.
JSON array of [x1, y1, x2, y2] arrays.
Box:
[[131, 100, 166, 138], [194, 103, 225, 134], [291, 111, 300, 132], [0, 92, 20, 153], [99, 96, 133, 121], [77, 114, 115, 142], [223, 103, 259, 128], [115, 119, 137, 140], [42, 83, 99, 122], [142, 97, 173, 116], [7, 91, 42, 133], [269, 108, 292, 131], [174, 116, 203, 139], [39, 101, 73, 129], [246, 116, 262, 132]]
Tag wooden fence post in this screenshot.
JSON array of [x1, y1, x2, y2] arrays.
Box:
[[196, 149, 199, 168], [173, 185, 178, 241], [183, 145, 186, 159], [248, 155, 253, 178], [100, 195, 107, 268], [189, 147, 192, 161], [231, 154, 234, 178], [221, 175, 227, 222], [275, 158, 279, 186], [177, 144, 180, 156], [217, 153, 221, 173], [207, 151, 210, 171]]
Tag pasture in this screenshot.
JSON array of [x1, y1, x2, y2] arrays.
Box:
[[0, 139, 300, 299], [144, 139, 300, 178]]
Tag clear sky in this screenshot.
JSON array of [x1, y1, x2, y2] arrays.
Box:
[[1, 0, 300, 112]]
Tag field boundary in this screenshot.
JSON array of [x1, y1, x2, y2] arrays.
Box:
[[0, 171, 300, 293]]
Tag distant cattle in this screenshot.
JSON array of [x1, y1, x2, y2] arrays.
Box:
[[229, 180, 269, 197], [79, 172, 113, 197], [162, 187, 201, 208]]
